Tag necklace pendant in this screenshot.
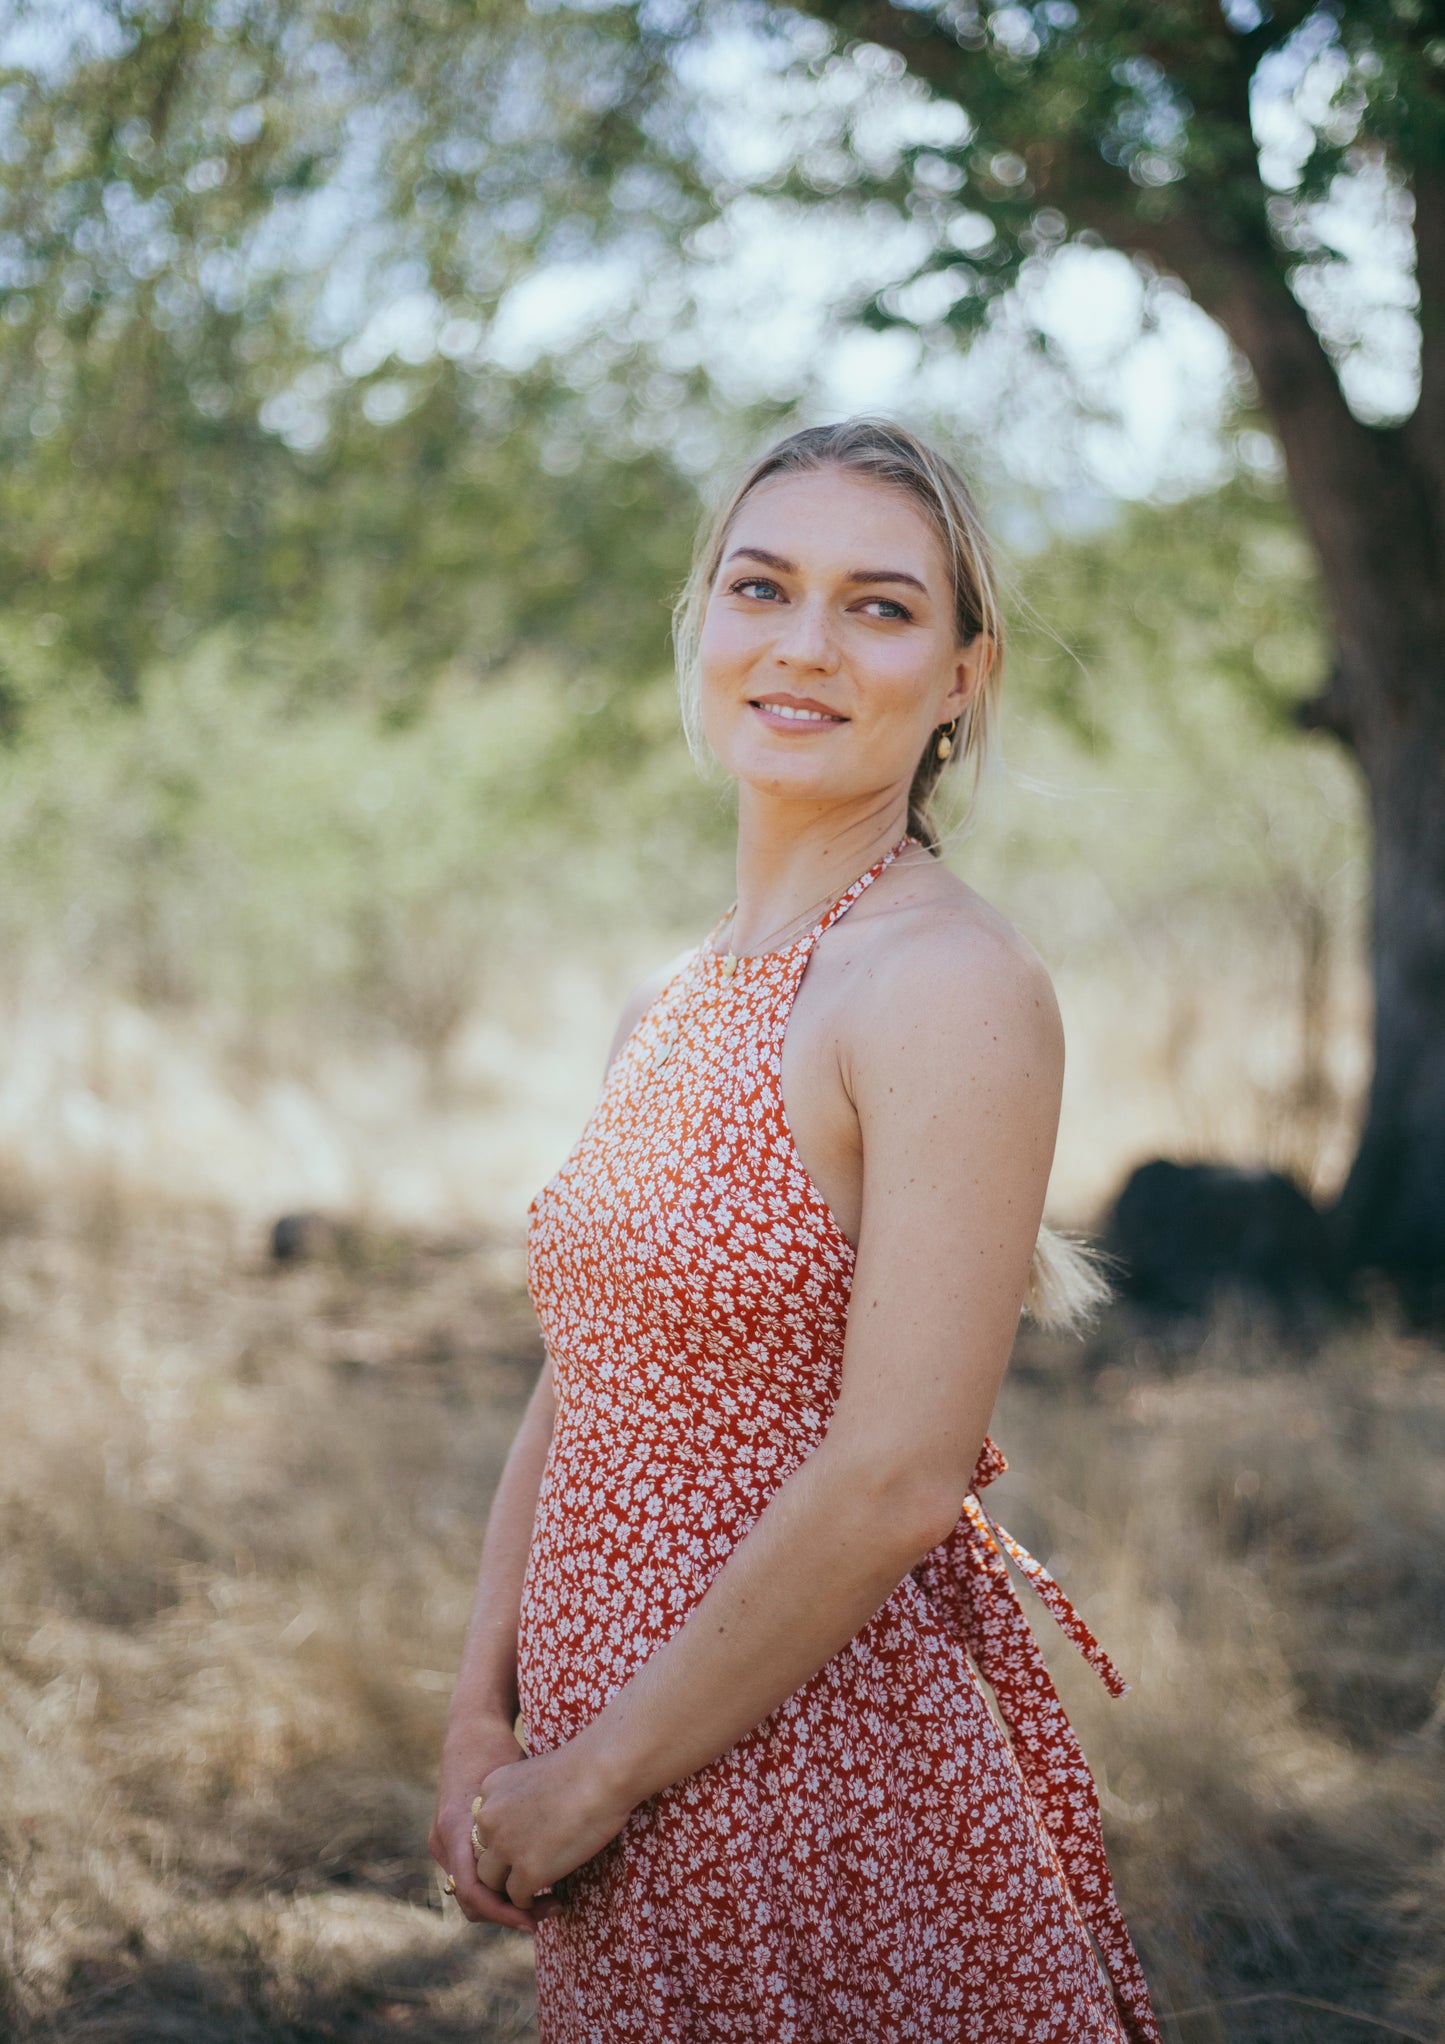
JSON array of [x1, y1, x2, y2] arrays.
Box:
[[720, 951, 738, 980], [652, 1023, 677, 1068]]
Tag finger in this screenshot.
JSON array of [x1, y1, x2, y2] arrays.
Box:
[[449, 1858, 549, 1933], [473, 1841, 512, 1892], [438, 1822, 547, 1933]]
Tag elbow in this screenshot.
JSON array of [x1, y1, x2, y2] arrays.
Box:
[[829, 1452, 967, 1567], [898, 1482, 968, 1562]]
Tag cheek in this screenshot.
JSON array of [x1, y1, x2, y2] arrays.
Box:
[[851, 640, 945, 719], [697, 606, 756, 689]]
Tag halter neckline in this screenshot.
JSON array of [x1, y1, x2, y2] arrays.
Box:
[[700, 832, 919, 974]]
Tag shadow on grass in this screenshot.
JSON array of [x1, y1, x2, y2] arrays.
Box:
[[20, 1919, 535, 2044]]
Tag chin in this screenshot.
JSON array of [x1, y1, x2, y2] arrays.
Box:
[[729, 748, 849, 801]]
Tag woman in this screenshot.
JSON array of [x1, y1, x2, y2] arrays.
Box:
[[430, 417, 1162, 2044]]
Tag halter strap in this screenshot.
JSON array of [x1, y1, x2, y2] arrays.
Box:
[[799, 832, 918, 954], [701, 833, 920, 967]]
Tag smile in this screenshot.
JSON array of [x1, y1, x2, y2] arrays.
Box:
[[749, 699, 847, 726]]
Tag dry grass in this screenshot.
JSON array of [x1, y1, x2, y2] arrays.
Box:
[[1003, 1304, 1445, 2042], [0, 1173, 545, 2042], [1, 1172, 1441, 2043]]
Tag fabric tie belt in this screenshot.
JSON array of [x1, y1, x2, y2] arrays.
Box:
[[915, 1434, 1162, 2044]]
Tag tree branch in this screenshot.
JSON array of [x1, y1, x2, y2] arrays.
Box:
[[822, 0, 975, 91], [1108, 202, 1434, 687], [799, 0, 1440, 699], [1039, 153, 1387, 523]]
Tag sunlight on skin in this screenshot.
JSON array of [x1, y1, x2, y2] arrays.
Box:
[[445, 466, 1067, 1931], [695, 466, 988, 931]]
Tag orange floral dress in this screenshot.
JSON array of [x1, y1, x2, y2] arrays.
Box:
[[519, 835, 1162, 2044]]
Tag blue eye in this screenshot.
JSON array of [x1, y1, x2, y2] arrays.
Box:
[[731, 578, 780, 601]]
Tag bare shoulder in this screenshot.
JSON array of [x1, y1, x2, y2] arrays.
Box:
[[837, 862, 1064, 1093], [603, 945, 696, 1073]]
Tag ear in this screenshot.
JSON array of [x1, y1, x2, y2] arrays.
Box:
[[944, 632, 994, 717]]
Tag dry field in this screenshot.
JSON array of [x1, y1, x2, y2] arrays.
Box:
[[1, 1170, 1442, 2044]]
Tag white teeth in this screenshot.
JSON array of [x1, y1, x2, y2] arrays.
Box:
[[756, 702, 837, 722]]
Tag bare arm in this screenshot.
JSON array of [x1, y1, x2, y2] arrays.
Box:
[[471, 923, 1067, 1905], [445, 1354, 557, 1730], [430, 1355, 557, 1926], [432, 954, 685, 1925]]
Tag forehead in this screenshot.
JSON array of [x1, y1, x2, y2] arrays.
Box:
[[724, 467, 948, 581]]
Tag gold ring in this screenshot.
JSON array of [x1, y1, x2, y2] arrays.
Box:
[[444, 1873, 457, 1895]]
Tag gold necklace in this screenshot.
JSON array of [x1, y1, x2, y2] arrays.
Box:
[[712, 888, 843, 980], [651, 836, 914, 1069], [711, 839, 911, 979], [653, 879, 852, 1071]]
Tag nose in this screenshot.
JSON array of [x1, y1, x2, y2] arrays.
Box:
[[771, 594, 839, 674]]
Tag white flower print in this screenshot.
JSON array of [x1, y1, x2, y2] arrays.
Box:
[[520, 839, 1162, 2044]]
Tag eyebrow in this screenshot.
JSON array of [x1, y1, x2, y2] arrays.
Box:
[[724, 546, 929, 596]]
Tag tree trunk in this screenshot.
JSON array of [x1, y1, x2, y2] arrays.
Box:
[[1193, 246, 1445, 1323], [793, 0, 1445, 1315], [1325, 664, 1445, 1324]]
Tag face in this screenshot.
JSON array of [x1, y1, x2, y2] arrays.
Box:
[[696, 466, 985, 808]]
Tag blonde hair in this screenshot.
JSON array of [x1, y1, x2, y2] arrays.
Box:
[[672, 415, 1114, 1337]]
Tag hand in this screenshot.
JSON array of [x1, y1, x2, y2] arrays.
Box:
[[470, 1737, 634, 1911], [429, 1716, 561, 1934]]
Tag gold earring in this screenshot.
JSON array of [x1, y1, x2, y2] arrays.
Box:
[[936, 719, 958, 762]]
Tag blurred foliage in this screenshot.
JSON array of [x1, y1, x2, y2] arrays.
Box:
[[785, 0, 1441, 381], [0, 631, 720, 1043], [0, 1, 1362, 1074], [987, 476, 1351, 930], [3, 0, 1435, 737], [1013, 475, 1325, 752], [2, 0, 1392, 722], [0, 466, 1358, 1064], [0, 0, 712, 714]]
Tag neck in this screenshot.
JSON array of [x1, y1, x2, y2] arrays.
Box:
[[730, 787, 910, 951]]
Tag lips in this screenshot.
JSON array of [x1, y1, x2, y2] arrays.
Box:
[[748, 695, 848, 726]]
